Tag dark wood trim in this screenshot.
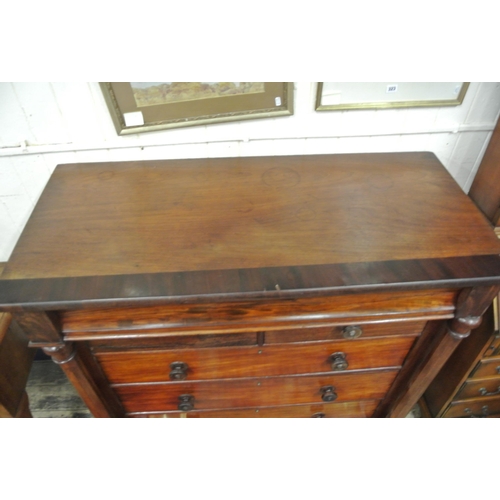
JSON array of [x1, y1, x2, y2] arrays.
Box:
[[11, 311, 63, 344], [372, 320, 445, 417], [2, 255, 500, 311]]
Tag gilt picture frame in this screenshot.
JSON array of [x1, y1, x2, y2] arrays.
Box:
[[101, 82, 294, 135], [315, 82, 469, 111]]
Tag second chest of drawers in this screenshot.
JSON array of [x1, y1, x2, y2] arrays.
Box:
[[423, 297, 500, 418]]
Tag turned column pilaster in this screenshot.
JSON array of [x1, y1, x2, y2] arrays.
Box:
[[12, 311, 124, 418], [386, 285, 500, 417]]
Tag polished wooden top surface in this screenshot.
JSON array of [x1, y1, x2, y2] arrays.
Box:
[[3, 152, 500, 281]]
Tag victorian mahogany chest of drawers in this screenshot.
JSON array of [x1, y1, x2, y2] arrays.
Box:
[[1, 152, 500, 418]]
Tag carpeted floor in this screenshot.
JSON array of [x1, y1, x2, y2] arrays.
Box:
[[26, 360, 92, 418]]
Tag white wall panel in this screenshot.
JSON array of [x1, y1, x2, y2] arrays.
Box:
[[10, 154, 51, 202], [303, 137, 340, 155], [239, 139, 278, 157], [0, 158, 24, 196], [465, 83, 500, 124], [207, 141, 241, 158], [0, 83, 37, 146], [11, 83, 69, 145], [50, 83, 107, 143], [1, 81, 499, 263], [0, 201, 16, 260]]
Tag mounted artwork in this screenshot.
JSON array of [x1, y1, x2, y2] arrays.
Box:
[[316, 83, 469, 111], [101, 82, 294, 134]]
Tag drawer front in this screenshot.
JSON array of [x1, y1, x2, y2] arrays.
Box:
[[470, 356, 500, 378], [114, 369, 398, 413], [265, 320, 426, 343], [133, 400, 380, 418], [90, 331, 258, 351], [484, 333, 500, 357], [455, 377, 500, 400], [96, 336, 415, 384], [442, 397, 500, 418]]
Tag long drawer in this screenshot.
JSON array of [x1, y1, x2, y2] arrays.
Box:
[[134, 400, 380, 418], [96, 336, 415, 384], [114, 369, 399, 413]]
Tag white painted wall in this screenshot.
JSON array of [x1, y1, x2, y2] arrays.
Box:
[[1, 82, 500, 263]]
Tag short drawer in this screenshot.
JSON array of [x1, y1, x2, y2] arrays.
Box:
[[113, 369, 398, 413], [470, 356, 500, 378], [265, 320, 426, 343], [442, 397, 500, 418], [484, 333, 500, 357], [132, 400, 380, 418], [455, 377, 500, 401], [96, 336, 415, 383], [90, 331, 257, 351]]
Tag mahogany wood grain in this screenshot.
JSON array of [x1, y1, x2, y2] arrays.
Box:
[[96, 335, 417, 384], [136, 400, 380, 418], [61, 290, 457, 341], [3, 153, 499, 281], [87, 319, 423, 351], [12, 310, 62, 345], [372, 320, 445, 417], [2, 257, 500, 312], [114, 369, 399, 413], [2, 153, 500, 417], [264, 319, 427, 343], [90, 332, 258, 351]]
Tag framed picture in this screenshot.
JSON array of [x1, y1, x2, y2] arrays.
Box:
[[315, 82, 469, 111], [101, 82, 294, 134]]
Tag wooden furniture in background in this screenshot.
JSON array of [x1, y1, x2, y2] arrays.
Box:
[[423, 296, 500, 417], [0, 263, 34, 418], [1, 153, 500, 418], [422, 116, 500, 418], [469, 116, 500, 231]]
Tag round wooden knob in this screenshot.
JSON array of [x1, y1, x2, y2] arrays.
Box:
[[170, 361, 188, 380], [320, 385, 338, 402], [342, 325, 363, 339], [178, 394, 194, 411], [330, 352, 348, 371]]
